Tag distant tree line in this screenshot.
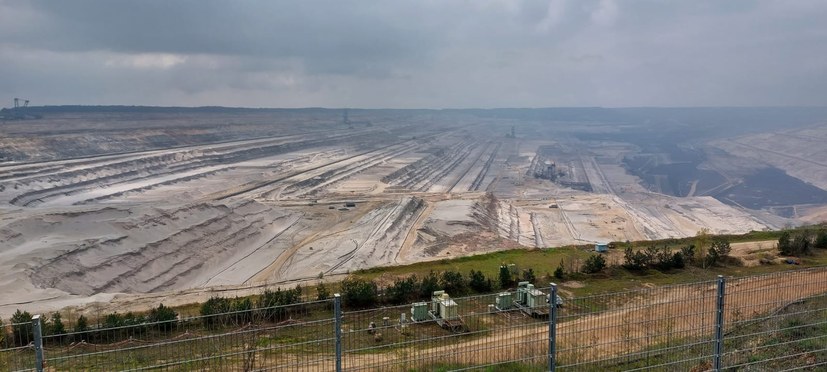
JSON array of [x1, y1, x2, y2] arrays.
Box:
[[10, 105, 346, 114]]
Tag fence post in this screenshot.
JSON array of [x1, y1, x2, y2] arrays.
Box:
[[32, 314, 44, 372], [549, 283, 558, 372], [334, 293, 342, 372], [713, 275, 726, 371]]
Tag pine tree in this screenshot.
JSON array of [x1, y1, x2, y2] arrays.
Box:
[[10, 309, 33, 346], [778, 231, 793, 255], [74, 314, 89, 342], [498, 265, 512, 289], [316, 281, 331, 301], [50, 312, 66, 336], [554, 261, 565, 280]]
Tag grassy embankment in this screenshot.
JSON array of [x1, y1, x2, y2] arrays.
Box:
[[349, 227, 827, 297]]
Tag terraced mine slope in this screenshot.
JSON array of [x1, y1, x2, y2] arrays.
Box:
[[1, 107, 825, 316]]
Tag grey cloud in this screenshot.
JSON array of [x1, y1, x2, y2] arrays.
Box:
[[1, 0, 826, 107], [8, 1, 437, 77]]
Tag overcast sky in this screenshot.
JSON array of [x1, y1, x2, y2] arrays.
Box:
[[1, 0, 826, 108]]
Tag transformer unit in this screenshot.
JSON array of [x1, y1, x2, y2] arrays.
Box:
[[409, 290, 466, 333], [433, 292, 458, 320], [514, 281, 554, 317], [495, 292, 512, 311], [411, 302, 429, 322]]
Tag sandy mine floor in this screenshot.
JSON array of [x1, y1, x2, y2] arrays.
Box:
[[0, 111, 815, 317]]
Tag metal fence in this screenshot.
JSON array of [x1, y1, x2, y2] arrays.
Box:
[[2, 267, 827, 371]]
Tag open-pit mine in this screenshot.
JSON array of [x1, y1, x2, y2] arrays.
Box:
[[2, 106, 827, 316]]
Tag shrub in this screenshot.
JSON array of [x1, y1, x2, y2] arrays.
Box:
[[778, 231, 793, 255], [258, 286, 302, 321], [122, 312, 145, 327], [10, 309, 33, 346], [469, 270, 492, 293], [316, 282, 331, 301], [103, 312, 125, 328], [498, 265, 513, 289], [706, 238, 732, 267], [420, 271, 440, 298], [553, 261, 565, 280], [695, 228, 711, 263], [623, 247, 650, 271], [815, 230, 827, 249], [671, 251, 685, 269], [386, 276, 420, 304], [49, 312, 66, 337], [624, 245, 687, 271], [74, 315, 89, 342], [230, 298, 253, 325], [582, 254, 607, 274], [779, 231, 814, 256], [440, 270, 468, 296], [45, 313, 67, 344], [650, 246, 674, 271], [793, 233, 813, 255], [680, 245, 696, 265], [148, 303, 178, 332], [705, 247, 720, 267], [712, 238, 731, 256], [201, 296, 232, 328], [341, 277, 378, 309], [521, 268, 537, 283]]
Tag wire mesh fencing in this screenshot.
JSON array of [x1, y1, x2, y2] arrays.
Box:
[[3, 299, 336, 371], [555, 279, 720, 371], [0, 320, 37, 371], [3, 267, 827, 371], [340, 290, 553, 371], [722, 268, 827, 371]]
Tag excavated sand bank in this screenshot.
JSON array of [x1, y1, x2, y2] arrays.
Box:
[[2, 110, 817, 317]]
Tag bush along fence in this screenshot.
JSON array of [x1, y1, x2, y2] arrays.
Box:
[[2, 267, 827, 371]]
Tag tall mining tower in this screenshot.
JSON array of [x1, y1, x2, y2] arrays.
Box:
[[0, 98, 42, 120]]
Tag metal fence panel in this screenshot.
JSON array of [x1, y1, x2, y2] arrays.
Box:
[[1, 320, 37, 371], [340, 290, 552, 371], [722, 267, 827, 371], [3, 267, 827, 370], [38, 299, 334, 371], [555, 279, 719, 371]]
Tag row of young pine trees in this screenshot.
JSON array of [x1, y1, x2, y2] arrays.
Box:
[[0, 266, 539, 347]]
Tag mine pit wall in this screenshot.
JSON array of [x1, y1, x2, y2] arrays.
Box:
[[275, 197, 426, 280], [2, 110, 813, 316], [471, 193, 501, 232], [0, 130, 397, 207], [469, 142, 501, 191], [27, 200, 290, 296], [359, 196, 425, 265], [0, 109, 415, 163], [474, 192, 773, 248], [278, 142, 420, 200], [381, 141, 477, 192]]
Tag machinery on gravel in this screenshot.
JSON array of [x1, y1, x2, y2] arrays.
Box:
[[410, 290, 468, 333], [494, 281, 563, 317]]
